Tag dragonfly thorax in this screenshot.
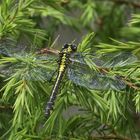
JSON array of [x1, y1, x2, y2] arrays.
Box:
[[58, 44, 77, 72]]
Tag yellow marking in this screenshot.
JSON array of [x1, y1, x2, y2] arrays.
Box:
[[67, 46, 72, 53], [59, 54, 67, 72]]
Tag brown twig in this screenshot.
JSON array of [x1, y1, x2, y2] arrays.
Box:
[[36, 48, 60, 55], [122, 78, 139, 90]]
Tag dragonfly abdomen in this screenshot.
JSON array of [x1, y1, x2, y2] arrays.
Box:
[[45, 54, 69, 117], [45, 71, 65, 117]]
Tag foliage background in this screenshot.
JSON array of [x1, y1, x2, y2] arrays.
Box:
[[1, 0, 140, 140]]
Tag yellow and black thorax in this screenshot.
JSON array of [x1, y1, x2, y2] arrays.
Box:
[[58, 44, 77, 73]]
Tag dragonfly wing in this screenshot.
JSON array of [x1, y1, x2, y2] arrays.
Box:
[[72, 52, 137, 68], [67, 64, 126, 90], [0, 54, 58, 82], [97, 52, 137, 68], [25, 66, 57, 82]]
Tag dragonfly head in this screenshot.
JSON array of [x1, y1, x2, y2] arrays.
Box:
[[62, 43, 77, 53]]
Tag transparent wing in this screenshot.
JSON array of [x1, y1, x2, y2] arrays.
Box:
[[94, 52, 137, 68], [71, 51, 137, 68], [68, 51, 137, 90], [0, 52, 58, 82], [67, 63, 125, 90]]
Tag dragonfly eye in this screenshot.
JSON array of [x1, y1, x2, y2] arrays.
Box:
[[63, 44, 69, 49], [71, 44, 77, 51]]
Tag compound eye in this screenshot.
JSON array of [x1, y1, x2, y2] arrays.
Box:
[[71, 44, 77, 51], [63, 44, 69, 49]]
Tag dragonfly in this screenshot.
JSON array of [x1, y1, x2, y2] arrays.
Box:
[[0, 43, 138, 118], [37, 44, 138, 117]]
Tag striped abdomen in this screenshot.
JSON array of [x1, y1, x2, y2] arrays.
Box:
[[45, 53, 68, 118]]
